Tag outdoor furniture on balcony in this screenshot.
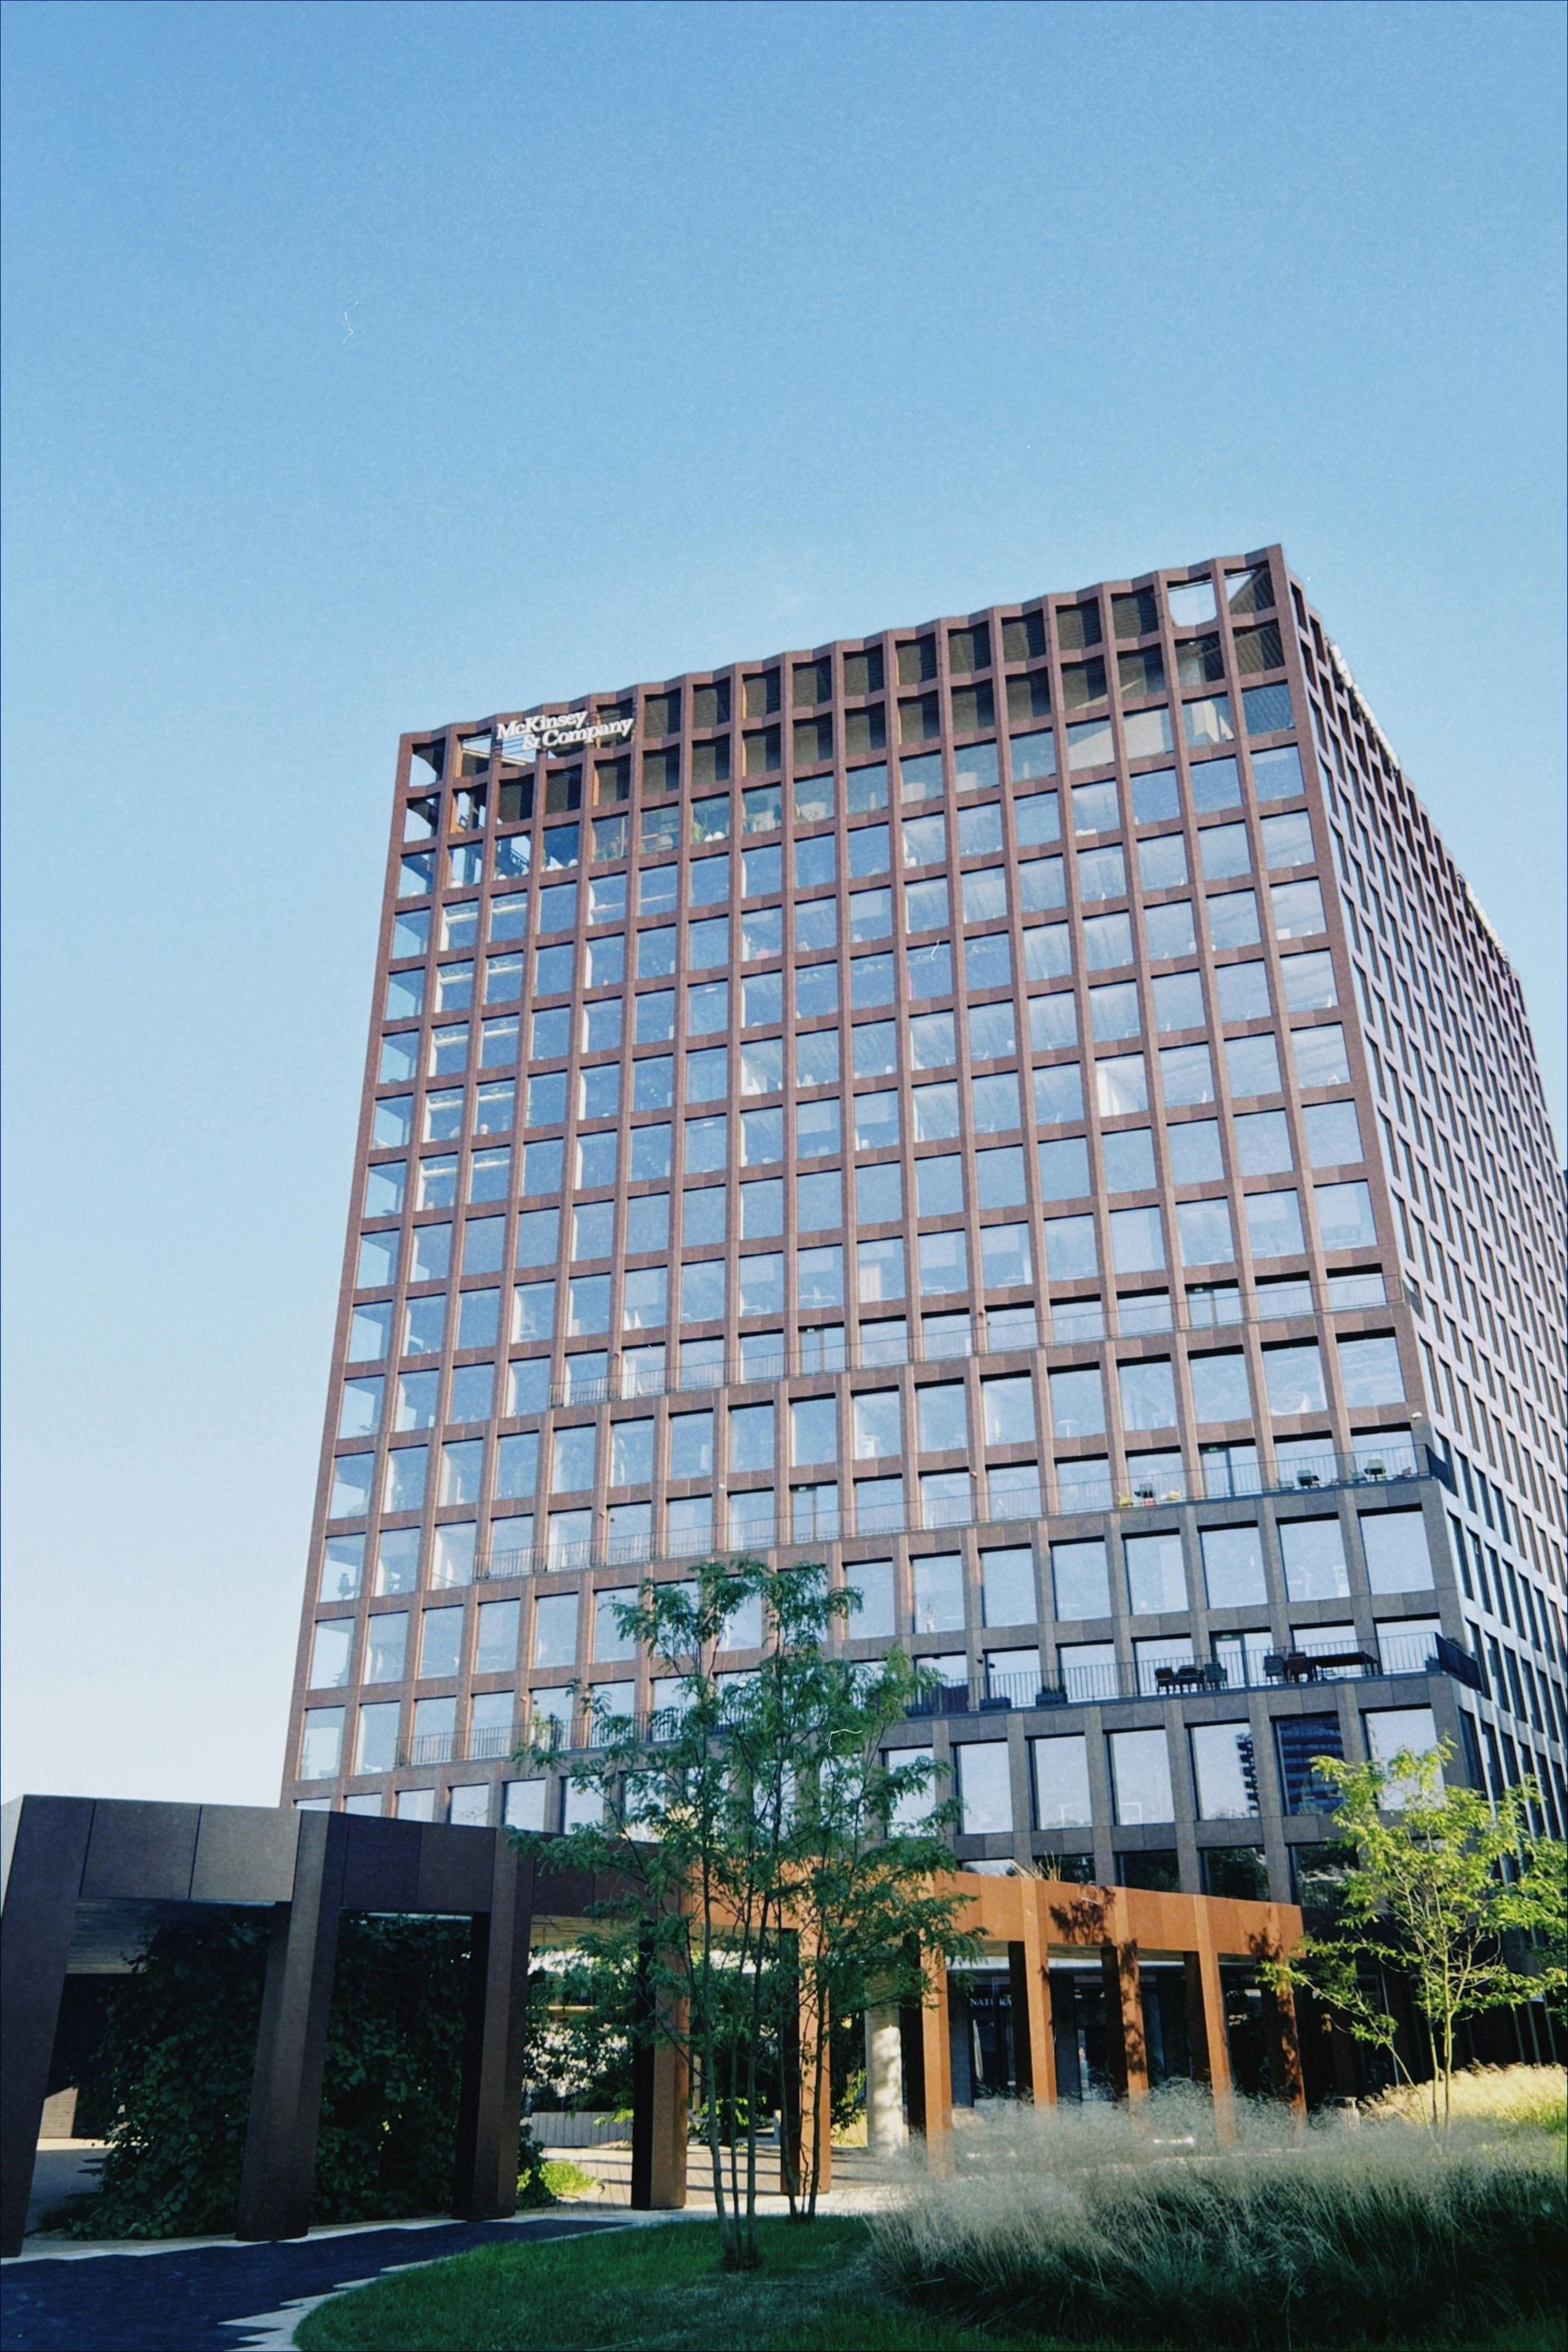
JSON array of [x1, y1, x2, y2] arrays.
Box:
[[1154, 1661, 1229, 1694], [909, 1682, 973, 1719], [1264, 1647, 1379, 1685]]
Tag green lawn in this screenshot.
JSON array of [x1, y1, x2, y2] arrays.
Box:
[[292, 2216, 1562, 2352]]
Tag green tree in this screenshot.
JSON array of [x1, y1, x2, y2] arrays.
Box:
[[1269, 1739, 1565, 2124], [510, 1554, 976, 2268], [757, 1637, 980, 2220]]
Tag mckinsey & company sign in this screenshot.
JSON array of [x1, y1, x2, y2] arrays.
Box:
[[497, 709, 635, 759]]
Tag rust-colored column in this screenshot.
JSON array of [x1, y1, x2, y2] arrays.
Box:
[[1015, 1883, 1057, 2106], [780, 1943, 832, 2201], [647, 2034, 689, 2207], [630, 1944, 688, 2212], [800, 1986, 832, 2197], [1102, 1938, 1148, 2103], [1263, 1958, 1307, 2120], [1183, 1953, 1214, 2086], [919, 1960, 954, 2171], [1194, 1936, 1236, 2142]]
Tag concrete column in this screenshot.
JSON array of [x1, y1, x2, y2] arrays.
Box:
[[1, 1799, 91, 2259], [235, 1811, 347, 2242], [865, 2006, 906, 2154], [453, 1842, 537, 2218]]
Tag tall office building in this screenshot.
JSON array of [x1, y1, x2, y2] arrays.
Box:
[[285, 546, 1566, 1904]]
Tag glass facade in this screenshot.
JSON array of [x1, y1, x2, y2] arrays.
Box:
[[285, 546, 1567, 1891]]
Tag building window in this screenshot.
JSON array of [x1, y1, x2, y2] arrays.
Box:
[[1190, 1725, 1260, 1820], [1275, 1713, 1343, 1813], [956, 1743, 1013, 1835], [1108, 1728, 1174, 1824], [1360, 1511, 1435, 1593]]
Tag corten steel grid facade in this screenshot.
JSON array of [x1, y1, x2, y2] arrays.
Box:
[[283, 544, 1567, 1909]]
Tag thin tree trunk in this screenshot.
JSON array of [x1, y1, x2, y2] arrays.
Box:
[[743, 1931, 767, 2259], [702, 2015, 733, 2261], [807, 1984, 829, 2221]]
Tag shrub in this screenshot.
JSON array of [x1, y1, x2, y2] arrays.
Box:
[[868, 2088, 1566, 2347], [518, 2125, 586, 2207], [1363, 2062, 1566, 2136]]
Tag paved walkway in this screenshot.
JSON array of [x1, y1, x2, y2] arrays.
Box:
[[0, 2212, 630, 2352]]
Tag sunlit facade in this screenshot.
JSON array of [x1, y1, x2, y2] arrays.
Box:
[[284, 546, 1566, 1904]]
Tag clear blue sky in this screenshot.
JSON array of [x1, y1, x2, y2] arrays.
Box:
[[2, 0, 1562, 1807]]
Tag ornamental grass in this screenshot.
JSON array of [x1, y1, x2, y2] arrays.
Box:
[[868, 2080, 1566, 2348]]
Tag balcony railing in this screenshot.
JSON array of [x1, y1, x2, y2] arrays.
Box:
[[466, 1631, 1475, 1765], [476, 1441, 1432, 1582], [915, 1631, 1468, 1717], [544, 1278, 1404, 1408], [399, 1722, 524, 1768], [401, 1731, 456, 1766]]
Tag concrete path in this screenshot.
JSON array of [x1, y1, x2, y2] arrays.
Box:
[[0, 2212, 630, 2352], [24, 2145, 105, 2236]]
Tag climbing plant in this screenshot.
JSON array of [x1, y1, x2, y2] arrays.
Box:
[[69, 1913, 484, 2236]]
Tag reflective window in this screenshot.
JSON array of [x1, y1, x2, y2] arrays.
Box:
[[913, 1552, 964, 1633], [852, 1391, 902, 1459], [1200, 1524, 1267, 1607], [1191, 1724, 1260, 1820], [1032, 1735, 1092, 1829], [1303, 1103, 1363, 1167], [1118, 1356, 1175, 1429], [1108, 1727, 1174, 1823], [1361, 1512, 1434, 1593], [1051, 1539, 1110, 1619], [1264, 1342, 1327, 1414], [1337, 1334, 1405, 1407], [957, 1743, 1013, 1835], [1279, 1517, 1349, 1601], [1314, 1180, 1377, 1250], [1188, 1352, 1251, 1421], [1124, 1532, 1186, 1613], [1293, 1025, 1352, 1087], [532, 1592, 579, 1667], [1177, 1199, 1234, 1265]]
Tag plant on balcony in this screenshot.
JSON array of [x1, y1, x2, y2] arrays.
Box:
[[1264, 1740, 1566, 2124], [510, 1555, 978, 2269]]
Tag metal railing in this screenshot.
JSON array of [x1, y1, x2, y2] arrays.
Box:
[[399, 1722, 539, 1767], [452, 1630, 1472, 1765], [402, 1731, 456, 1766], [928, 1630, 1461, 1716], [475, 1441, 1431, 1581], [543, 1279, 1401, 1409]]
